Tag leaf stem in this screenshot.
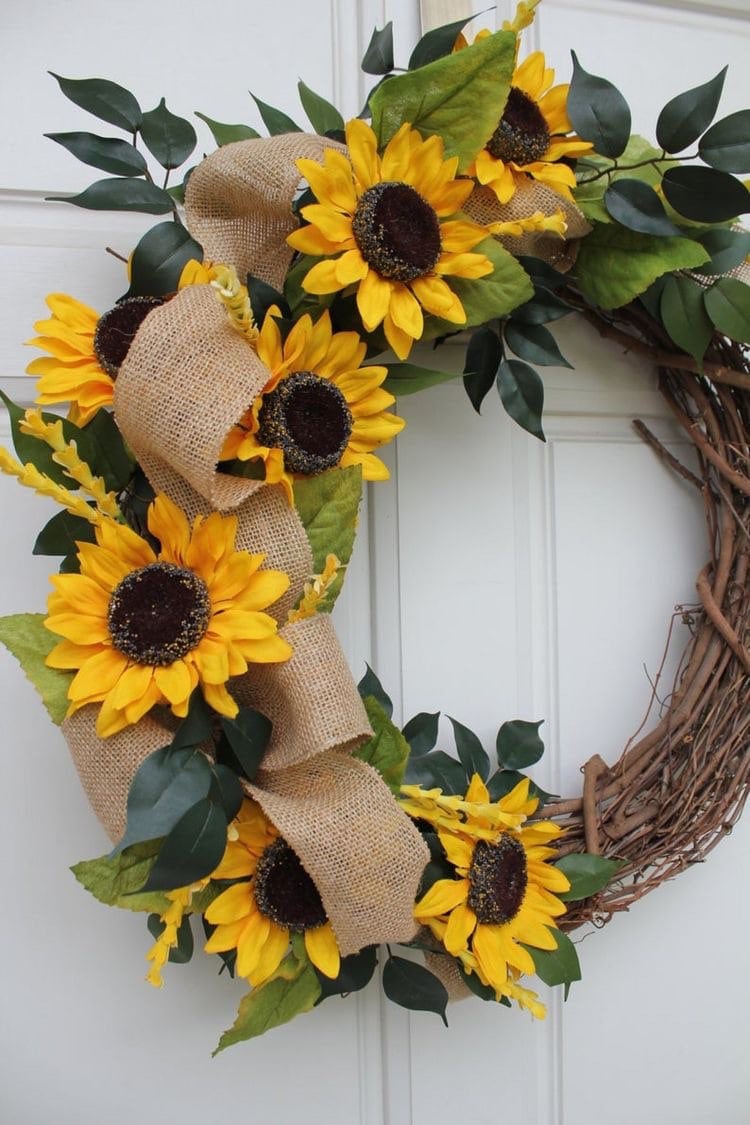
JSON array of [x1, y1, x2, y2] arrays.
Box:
[[577, 151, 698, 186]]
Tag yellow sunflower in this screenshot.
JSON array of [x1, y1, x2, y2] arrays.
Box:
[[468, 51, 592, 204], [408, 774, 570, 1001], [286, 118, 493, 360], [221, 307, 405, 503], [204, 798, 340, 984], [44, 494, 292, 738]]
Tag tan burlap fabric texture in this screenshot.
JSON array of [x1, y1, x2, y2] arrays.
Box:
[[464, 181, 591, 271]]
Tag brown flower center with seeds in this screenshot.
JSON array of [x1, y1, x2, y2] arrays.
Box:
[[253, 839, 328, 932], [352, 181, 442, 282], [468, 835, 528, 925], [107, 561, 210, 665], [94, 296, 165, 377], [256, 371, 353, 475], [486, 86, 551, 165]]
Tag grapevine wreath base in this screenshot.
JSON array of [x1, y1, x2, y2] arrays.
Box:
[[1, 4, 749, 1046]]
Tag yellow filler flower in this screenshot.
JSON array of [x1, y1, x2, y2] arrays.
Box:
[[469, 51, 592, 204], [409, 774, 570, 1004], [221, 307, 404, 503], [286, 119, 493, 360], [44, 494, 292, 737], [204, 799, 341, 984]]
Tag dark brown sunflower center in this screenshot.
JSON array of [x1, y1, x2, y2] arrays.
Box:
[[256, 371, 353, 475], [93, 296, 164, 377], [486, 86, 550, 165], [467, 835, 528, 925], [253, 839, 328, 932], [352, 181, 441, 282], [107, 561, 210, 665]]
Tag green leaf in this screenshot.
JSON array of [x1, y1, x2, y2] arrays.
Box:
[[49, 73, 142, 132], [662, 166, 750, 224], [218, 708, 272, 782], [382, 956, 448, 1025], [80, 408, 134, 491], [72, 841, 171, 913], [509, 288, 572, 325], [704, 278, 750, 343], [525, 930, 581, 989], [298, 81, 344, 135], [355, 696, 410, 793], [247, 275, 290, 323], [0, 389, 77, 487], [699, 110, 750, 174], [567, 52, 631, 159], [356, 665, 393, 717], [113, 745, 214, 854], [517, 256, 567, 291], [45, 131, 147, 177], [125, 221, 203, 298], [459, 964, 508, 1003], [463, 324, 503, 413], [496, 719, 544, 770], [0, 613, 72, 725], [437, 237, 532, 335], [656, 68, 727, 154], [48, 177, 175, 214], [660, 275, 714, 363], [504, 321, 572, 368], [33, 509, 97, 558], [139, 98, 197, 169], [408, 16, 475, 69], [372, 30, 516, 173], [250, 93, 302, 135], [362, 23, 394, 75], [141, 798, 227, 892], [449, 717, 490, 781], [316, 945, 378, 1000], [293, 465, 362, 610], [574, 135, 671, 224], [148, 911, 194, 963], [574, 223, 709, 309], [694, 227, 750, 276], [195, 111, 260, 146], [486, 768, 542, 802], [496, 359, 545, 441], [214, 957, 321, 1053], [209, 763, 244, 823], [168, 690, 214, 751], [604, 179, 680, 237], [382, 362, 458, 397], [402, 711, 440, 757], [556, 854, 624, 902], [405, 749, 467, 793]]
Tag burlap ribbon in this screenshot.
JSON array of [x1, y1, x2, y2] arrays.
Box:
[[464, 180, 591, 271], [64, 132, 429, 957]]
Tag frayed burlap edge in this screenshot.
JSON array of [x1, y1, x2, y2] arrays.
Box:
[[465, 180, 591, 272]]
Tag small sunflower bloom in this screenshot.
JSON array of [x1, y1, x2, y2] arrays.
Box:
[[286, 118, 493, 360]]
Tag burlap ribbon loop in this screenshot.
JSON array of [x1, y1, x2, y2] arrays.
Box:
[[464, 180, 591, 271]]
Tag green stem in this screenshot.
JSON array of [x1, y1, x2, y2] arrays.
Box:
[[577, 150, 698, 186]]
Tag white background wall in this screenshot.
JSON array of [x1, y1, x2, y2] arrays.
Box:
[[1, 2, 749, 1123]]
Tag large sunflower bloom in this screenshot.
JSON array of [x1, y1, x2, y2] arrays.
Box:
[[469, 51, 592, 204], [44, 494, 292, 737], [221, 307, 404, 503], [286, 119, 493, 360], [409, 774, 570, 1001], [204, 799, 340, 984]]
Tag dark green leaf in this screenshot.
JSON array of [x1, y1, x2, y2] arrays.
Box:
[[556, 853, 624, 902], [382, 956, 448, 1025], [449, 717, 490, 781], [699, 110, 750, 174], [80, 408, 134, 490], [525, 930, 581, 988], [694, 227, 750, 276], [0, 390, 80, 487], [113, 745, 214, 854], [170, 690, 214, 750], [604, 179, 680, 237], [463, 324, 503, 413], [316, 946, 378, 1000], [704, 278, 750, 343], [656, 68, 727, 153], [140, 98, 197, 169], [49, 73, 142, 132], [408, 16, 474, 69], [662, 166, 750, 224], [487, 769, 529, 801], [362, 23, 394, 75], [402, 711, 440, 757], [638, 276, 667, 320], [209, 764, 244, 822], [45, 131, 147, 176], [195, 111, 260, 146], [356, 664, 393, 717], [496, 359, 545, 442], [355, 696, 410, 793], [142, 798, 227, 892], [504, 321, 572, 368], [660, 275, 714, 363], [496, 719, 544, 770], [405, 750, 467, 793], [510, 289, 572, 325], [383, 362, 458, 396], [48, 177, 175, 214], [219, 709, 273, 781], [125, 221, 203, 298], [567, 52, 631, 158], [459, 964, 507, 1003], [298, 81, 345, 135], [33, 509, 97, 558], [250, 93, 302, 135], [147, 912, 194, 963], [517, 256, 566, 291], [247, 275, 290, 324]]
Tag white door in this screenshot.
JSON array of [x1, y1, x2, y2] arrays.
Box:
[[1, 2, 748, 1123]]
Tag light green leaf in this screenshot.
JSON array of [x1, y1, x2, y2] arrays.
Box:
[[0, 613, 73, 725], [556, 853, 625, 902], [371, 30, 515, 172], [293, 465, 363, 611], [574, 224, 709, 309], [425, 237, 532, 340], [382, 362, 459, 396], [214, 957, 321, 1053], [354, 696, 411, 794], [71, 842, 166, 912]]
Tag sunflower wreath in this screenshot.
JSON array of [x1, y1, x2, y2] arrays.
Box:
[[1, 1, 749, 1051]]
